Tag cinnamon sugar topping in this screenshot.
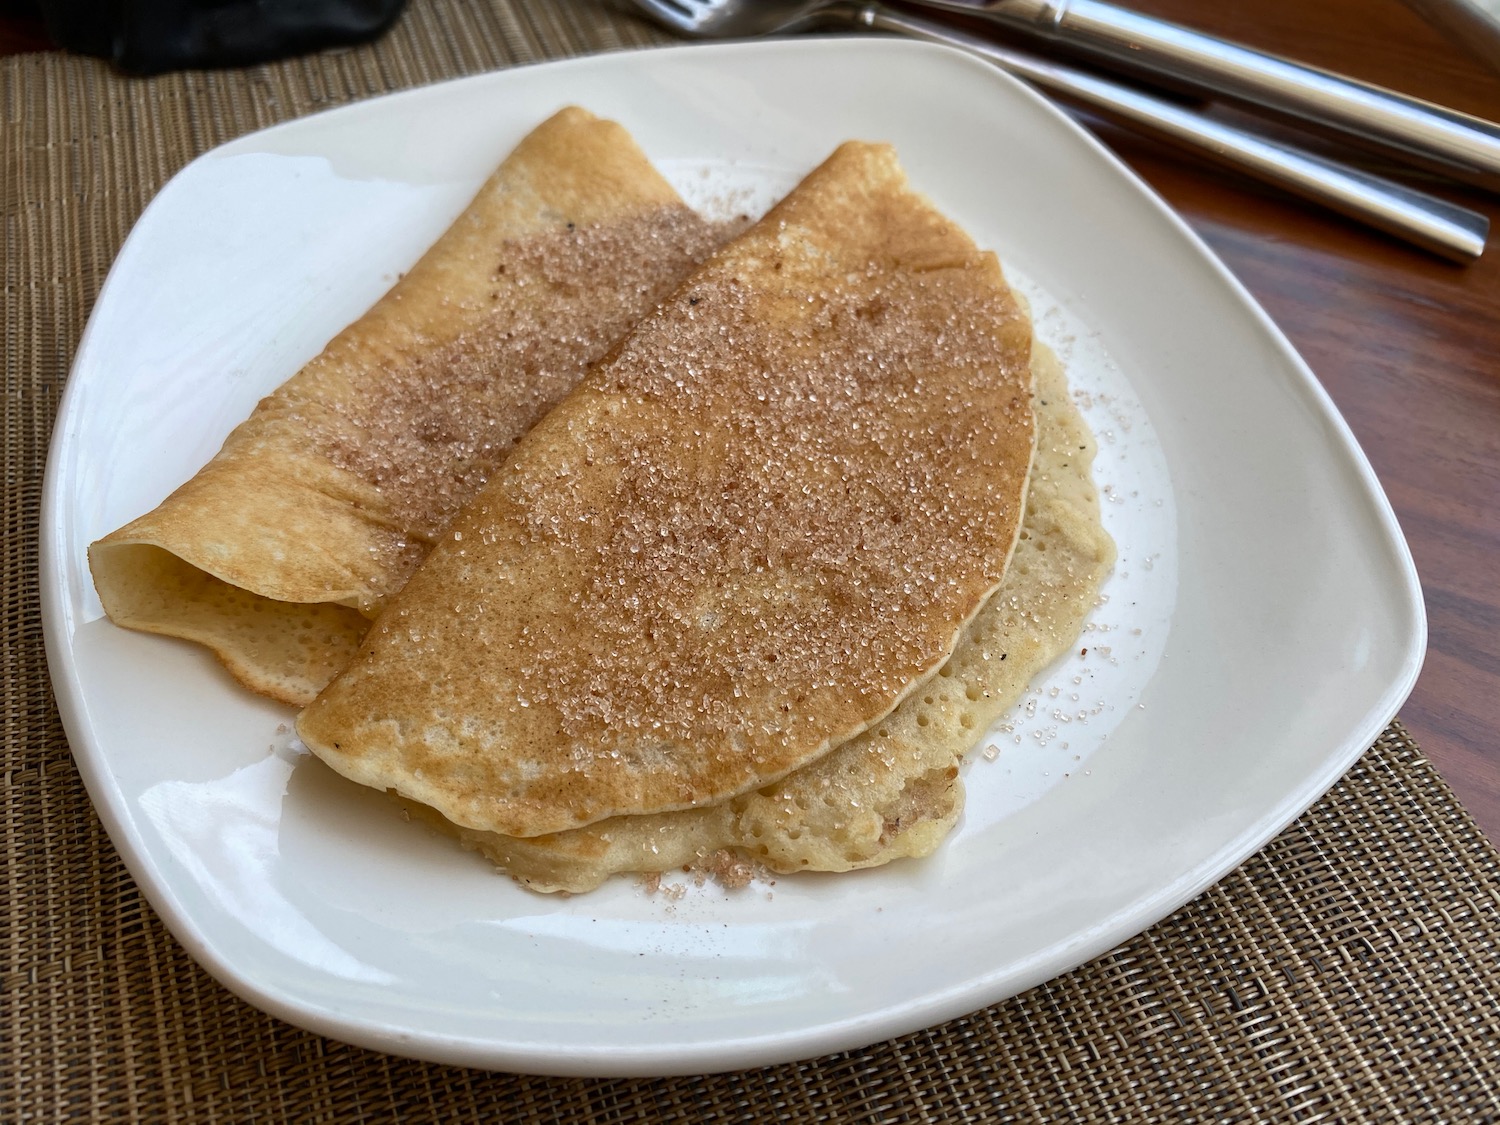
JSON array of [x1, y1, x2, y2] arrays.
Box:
[[512, 263, 1032, 761], [298, 141, 1039, 840], [312, 207, 731, 592]]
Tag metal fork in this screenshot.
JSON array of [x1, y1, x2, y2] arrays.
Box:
[[628, 0, 1489, 260]]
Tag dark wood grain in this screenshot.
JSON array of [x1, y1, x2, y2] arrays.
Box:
[[1, 0, 1496, 841]]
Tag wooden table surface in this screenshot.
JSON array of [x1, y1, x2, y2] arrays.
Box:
[[2, 0, 1497, 842]]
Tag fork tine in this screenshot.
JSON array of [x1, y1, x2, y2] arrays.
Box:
[[628, 0, 721, 36], [629, 0, 692, 32]]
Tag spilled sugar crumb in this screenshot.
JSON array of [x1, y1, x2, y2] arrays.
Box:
[[636, 871, 686, 900], [635, 853, 763, 897], [693, 850, 761, 890]]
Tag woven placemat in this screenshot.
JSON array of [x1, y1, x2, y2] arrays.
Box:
[[4, 1, 1500, 1120]]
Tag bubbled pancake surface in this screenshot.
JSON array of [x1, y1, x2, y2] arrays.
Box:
[[297, 142, 1039, 839], [413, 342, 1115, 891], [89, 107, 723, 705]]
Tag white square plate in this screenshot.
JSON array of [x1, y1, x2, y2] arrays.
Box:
[[41, 38, 1424, 1076]]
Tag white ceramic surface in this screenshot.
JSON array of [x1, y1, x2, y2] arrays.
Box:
[[40, 38, 1424, 1076]]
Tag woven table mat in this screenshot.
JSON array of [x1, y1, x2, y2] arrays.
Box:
[[5, 1, 1500, 1120]]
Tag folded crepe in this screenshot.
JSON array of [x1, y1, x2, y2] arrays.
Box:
[[413, 342, 1115, 891], [89, 107, 724, 705], [298, 141, 1039, 840]]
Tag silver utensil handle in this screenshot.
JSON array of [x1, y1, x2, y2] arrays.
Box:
[[927, 0, 1500, 190], [855, 5, 1488, 260]]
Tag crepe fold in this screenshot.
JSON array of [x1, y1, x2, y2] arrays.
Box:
[[89, 107, 723, 705], [297, 141, 1039, 840], [407, 343, 1114, 891]]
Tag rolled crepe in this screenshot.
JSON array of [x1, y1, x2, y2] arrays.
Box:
[[90, 107, 723, 704], [298, 141, 1039, 840]]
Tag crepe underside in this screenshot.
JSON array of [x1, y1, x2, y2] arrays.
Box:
[[88, 107, 721, 705], [412, 342, 1114, 891], [297, 142, 1039, 839]]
